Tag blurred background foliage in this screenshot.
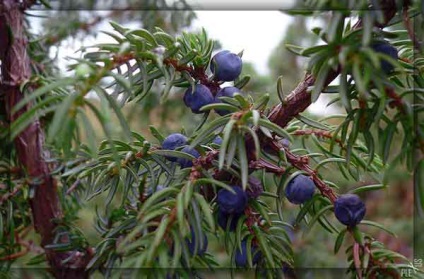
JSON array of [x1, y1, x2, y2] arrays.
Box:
[[1, 0, 420, 276]]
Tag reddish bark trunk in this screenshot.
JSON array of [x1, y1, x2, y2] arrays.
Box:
[[0, 1, 90, 278]]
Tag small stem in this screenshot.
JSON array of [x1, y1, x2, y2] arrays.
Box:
[[249, 158, 286, 175], [65, 179, 81, 195], [385, 87, 405, 113], [0, 233, 43, 261], [402, 2, 422, 52], [268, 140, 338, 203], [0, 182, 27, 205], [163, 58, 221, 94], [0, 243, 29, 261], [293, 129, 344, 148], [353, 242, 363, 279]]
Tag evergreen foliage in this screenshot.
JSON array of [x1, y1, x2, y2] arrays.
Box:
[[0, 0, 423, 278]]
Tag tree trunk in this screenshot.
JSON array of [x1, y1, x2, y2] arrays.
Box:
[[0, 1, 91, 277]]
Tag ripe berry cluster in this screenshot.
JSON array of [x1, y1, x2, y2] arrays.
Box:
[[183, 50, 243, 115], [216, 185, 265, 267], [160, 50, 243, 169], [160, 127, 367, 264], [161, 133, 200, 168], [284, 174, 366, 227], [158, 49, 370, 266]]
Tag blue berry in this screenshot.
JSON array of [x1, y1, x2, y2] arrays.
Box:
[[371, 41, 398, 74], [284, 174, 315, 204], [186, 227, 208, 256], [217, 186, 248, 214], [177, 146, 200, 168], [210, 50, 242, 81], [217, 209, 242, 231], [214, 86, 240, 116], [162, 133, 188, 162], [212, 136, 222, 145], [334, 194, 366, 227], [235, 239, 262, 267], [183, 84, 214, 114]]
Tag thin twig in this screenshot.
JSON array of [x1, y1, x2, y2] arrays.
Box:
[[0, 234, 30, 261], [0, 183, 27, 205], [293, 129, 345, 148], [402, 2, 422, 52], [66, 179, 81, 195], [269, 139, 338, 203]]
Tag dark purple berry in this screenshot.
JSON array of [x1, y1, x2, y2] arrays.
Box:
[[334, 194, 366, 227], [162, 133, 188, 162], [217, 209, 242, 231], [235, 239, 262, 267], [214, 86, 240, 116], [285, 174, 315, 204], [177, 146, 200, 168], [210, 51, 243, 81], [183, 84, 214, 114], [371, 41, 398, 74], [217, 186, 248, 214], [212, 136, 222, 145], [186, 227, 208, 256]]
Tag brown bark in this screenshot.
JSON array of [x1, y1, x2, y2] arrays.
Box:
[[267, 72, 339, 128], [266, 0, 396, 130], [0, 1, 91, 278]]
